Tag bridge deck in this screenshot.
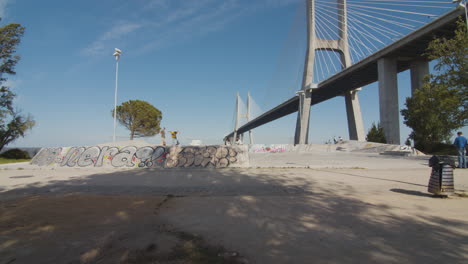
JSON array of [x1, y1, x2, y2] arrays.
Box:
[[225, 8, 465, 140]]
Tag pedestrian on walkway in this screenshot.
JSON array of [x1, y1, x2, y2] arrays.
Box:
[[454, 131, 467, 168], [169, 130, 179, 145]]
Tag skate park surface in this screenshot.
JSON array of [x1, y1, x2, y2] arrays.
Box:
[[1, 141, 468, 263]]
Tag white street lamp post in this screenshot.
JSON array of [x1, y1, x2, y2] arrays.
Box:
[[113, 48, 122, 142], [453, 0, 468, 30]]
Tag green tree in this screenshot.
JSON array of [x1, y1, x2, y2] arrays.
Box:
[[425, 19, 467, 122], [401, 82, 461, 148], [112, 100, 162, 140], [401, 19, 467, 149], [0, 23, 35, 152], [366, 122, 386, 143]]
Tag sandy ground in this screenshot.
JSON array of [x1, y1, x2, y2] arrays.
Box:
[[0, 152, 468, 263], [0, 195, 169, 264]]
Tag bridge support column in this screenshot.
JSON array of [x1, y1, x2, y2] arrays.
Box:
[[295, 0, 366, 145], [410, 60, 429, 94], [294, 90, 312, 145], [345, 90, 365, 141], [378, 57, 400, 144], [232, 92, 241, 144]]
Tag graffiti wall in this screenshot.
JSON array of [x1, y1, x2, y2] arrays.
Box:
[[250, 144, 288, 153], [31, 145, 247, 168]]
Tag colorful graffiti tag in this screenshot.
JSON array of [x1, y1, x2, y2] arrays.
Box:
[[31, 145, 242, 168], [251, 145, 287, 153]]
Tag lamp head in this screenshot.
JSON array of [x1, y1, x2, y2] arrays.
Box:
[[113, 48, 122, 61]]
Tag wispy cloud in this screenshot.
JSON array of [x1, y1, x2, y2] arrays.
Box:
[[83, 23, 142, 56], [144, 0, 170, 10], [81, 0, 300, 57], [0, 0, 10, 19]]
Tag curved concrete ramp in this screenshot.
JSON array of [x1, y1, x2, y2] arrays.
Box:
[[31, 145, 249, 169]]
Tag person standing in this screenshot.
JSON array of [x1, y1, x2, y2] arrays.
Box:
[[160, 127, 166, 146], [454, 131, 467, 168], [169, 130, 179, 145]]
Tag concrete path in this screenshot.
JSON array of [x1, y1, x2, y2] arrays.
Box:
[[1, 152, 467, 263], [249, 151, 429, 169]]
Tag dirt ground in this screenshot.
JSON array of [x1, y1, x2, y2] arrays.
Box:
[[0, 194, 246, 264], [1, 152, 468, 264]]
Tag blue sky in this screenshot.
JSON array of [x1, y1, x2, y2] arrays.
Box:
[[3, 0, 466, 147]]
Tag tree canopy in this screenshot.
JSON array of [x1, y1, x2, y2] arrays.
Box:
[[0, 23, 35, 152], [401, 19, 467, 149], [112, 100, 162, 140], [366, 122, 386, 143]]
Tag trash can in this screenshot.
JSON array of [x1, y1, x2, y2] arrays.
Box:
[[428, 155, 454, 196]]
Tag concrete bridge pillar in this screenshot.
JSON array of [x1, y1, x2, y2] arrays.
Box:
[[410, 60, 429, 94], [295, 90, 312, 144], [294, 0, 365, 144], [378, 57, 400, 144], [345, 90, 365, 141]]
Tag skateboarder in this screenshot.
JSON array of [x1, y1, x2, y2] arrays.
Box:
[[169, 130, 179, 145]]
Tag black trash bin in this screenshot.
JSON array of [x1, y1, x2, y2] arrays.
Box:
[[428, 155, 454, 196]]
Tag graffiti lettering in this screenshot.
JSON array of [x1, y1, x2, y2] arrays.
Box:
[[33, 148, 62, 166], [77, 146, 100, 167], [63, 147, 85, 167], [112, 146, 137, 167], [31, 145, 243, 168], [251, 144, 287, 153]]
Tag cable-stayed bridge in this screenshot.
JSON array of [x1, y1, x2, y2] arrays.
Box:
[[225, 0, 466, 145]]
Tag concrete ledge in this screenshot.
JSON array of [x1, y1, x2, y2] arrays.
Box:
[[249, 141, 425, 156], [30, 144, 249, 169]]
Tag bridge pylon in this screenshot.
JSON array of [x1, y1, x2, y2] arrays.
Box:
[[230, 92, 254, 145], [294, 0, 365, 144]]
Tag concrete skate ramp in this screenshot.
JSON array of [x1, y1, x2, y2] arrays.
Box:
[[249, 141, 425, 156], [31, 142, 249, 169]]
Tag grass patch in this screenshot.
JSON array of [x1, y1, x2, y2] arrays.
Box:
[[0, 158, 31, 164]]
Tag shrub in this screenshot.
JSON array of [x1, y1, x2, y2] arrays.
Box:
[[416, 143, 457, 155], [0, 148, 30, 159], [366, 122, 387, 143]]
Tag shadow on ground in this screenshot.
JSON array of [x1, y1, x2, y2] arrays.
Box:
[[1, 168, 467, 263], [390, 188, 434, 197]]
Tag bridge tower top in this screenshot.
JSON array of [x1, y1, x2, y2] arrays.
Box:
[[296, 0, 365, 145], [303, 0, 352, 90]]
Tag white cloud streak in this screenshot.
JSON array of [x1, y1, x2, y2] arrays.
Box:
[[82, 0, 300, 57], [0, 0, 10, 19], [83, 23, 142, 56], [144, 0, 170, 10]]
